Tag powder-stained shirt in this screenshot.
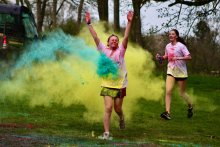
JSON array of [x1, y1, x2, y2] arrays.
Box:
[[97, 42, 128, 89], [165, 42, 190, 78]]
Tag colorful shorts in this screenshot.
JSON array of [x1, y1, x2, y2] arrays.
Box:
[[100, 87, 126, 98], [167, 66, 188, 78]]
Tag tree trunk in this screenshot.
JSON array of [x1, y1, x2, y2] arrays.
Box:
[[36, 0, 48, 33], [97, 0, 108, 21], [77, 0, 84, 25], [24, 0, 32, 10], [52, 0, 57, 28], [131, 0, 142, 46], [36, 0, 42, 32], [16, 0, 19, 5], [19, 0, 24, 5], [114, 0, 120, 32]]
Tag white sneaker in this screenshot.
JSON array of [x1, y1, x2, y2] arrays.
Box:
[[98, 132, 113, 140]]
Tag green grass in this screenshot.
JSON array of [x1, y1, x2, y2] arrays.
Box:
[[0, 75, 220, 146]]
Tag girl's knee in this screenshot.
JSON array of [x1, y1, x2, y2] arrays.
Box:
[[114, 106, 122, 113], [166, 90, 172, 96], [105, 106, 113, 113]]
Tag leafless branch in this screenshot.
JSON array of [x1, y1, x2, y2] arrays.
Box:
[[169, 0, 217, 7]]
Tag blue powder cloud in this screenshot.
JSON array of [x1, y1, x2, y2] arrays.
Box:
[[3, 30, 119, 80], [15, 30, 98, 68]]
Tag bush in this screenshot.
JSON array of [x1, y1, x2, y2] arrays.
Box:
[[59, 18, 80, 36]]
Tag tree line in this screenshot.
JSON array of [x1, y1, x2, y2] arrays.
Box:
[[1, 0, 220, 74]]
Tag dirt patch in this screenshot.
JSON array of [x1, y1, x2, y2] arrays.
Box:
[[0, 123, 160, 146], [0, 134, 50, 146], [0, 123, 33, 129], [0, 123, 50, 146]]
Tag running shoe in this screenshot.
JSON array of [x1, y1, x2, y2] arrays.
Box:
[[119, 118, 125, 130], [160, 111, 171, 120], [188, 107, 193, 118], [98, 132, 113, 140]]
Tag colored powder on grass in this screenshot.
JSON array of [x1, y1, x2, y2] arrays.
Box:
[[0, 24, 168, 123]]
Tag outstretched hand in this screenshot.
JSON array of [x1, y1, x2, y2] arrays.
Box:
[[85, 12, 91, 24], [127, 11, 134, 22]]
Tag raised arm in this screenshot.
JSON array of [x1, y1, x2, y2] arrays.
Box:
[[85, 12, 100, 46], [122, 11, 134, 49]]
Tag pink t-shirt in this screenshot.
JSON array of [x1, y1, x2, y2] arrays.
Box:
[[97, 42, 128, 89], [165, 42, 190, 78]]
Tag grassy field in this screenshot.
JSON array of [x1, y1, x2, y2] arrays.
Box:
[[0, 74, 220, 146]]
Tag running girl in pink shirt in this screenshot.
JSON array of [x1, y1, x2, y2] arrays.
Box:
[[86, 11, 133, 140], [156, 29, 193, 120]]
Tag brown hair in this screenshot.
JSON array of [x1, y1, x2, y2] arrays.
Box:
[[171, 29, 186, 45], [107, 34, 119, 46]]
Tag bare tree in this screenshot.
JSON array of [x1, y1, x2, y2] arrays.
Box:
[[16, 0, 19, 5], [97, 0, 108, 21], [131, 0, 144, 45], [168, 0, 218, 7], [152, 0, 220, 36], [36, 0, 48, 33], [114, 0, 120, 32], [23, 0, 32, 9], [77, 0, 84, 25], [44, 0, 66, 30], [129, 0, 220, 45], [51, 0, 57, 28]]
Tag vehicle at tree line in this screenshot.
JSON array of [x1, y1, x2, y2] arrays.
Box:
[[0, 4, 39, 60]]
